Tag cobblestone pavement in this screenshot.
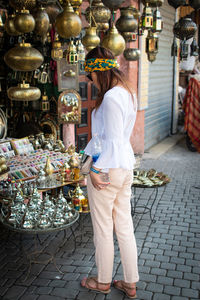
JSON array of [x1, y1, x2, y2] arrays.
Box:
[[0, 136, 200, 300]]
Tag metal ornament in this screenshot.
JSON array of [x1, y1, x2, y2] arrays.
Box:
[[0, 14, 4, 32], [82, 26, 100, 51], [4, 41, 44, 71], [189, 0, 200, 9], [77, 39, 85, 72], [41, 92, 50, 112], [171, 37, 178, 57], [180, 39, 189, 60], [66, 40, 78, 65], [33, 7, 50, 39], [141, 5, 153, 30], [51, 34, 63, 61], [190, 38, 199, 56], [9, 0, 36, 10], [153, 8, 163, 33], [142, 0, 164, 7], [101, 0, 125, 10], [7, 81, 41, 101], [70, 0, 83, 14], [123, 48, 141, 61], [85, 0, 111, 32], [146, 31, 159, 62], [116, 6, 138, 42], [102, 24, 125, 57], [5, 14, 21, 36], [173, 18, 197, 40], [44, 157, 54, 176], [14, 9, 35, 34], [168, 0, 186, 9], [55, 1, 82, 39]]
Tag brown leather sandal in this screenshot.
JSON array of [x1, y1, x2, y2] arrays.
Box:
[[113, 280, 137, 298], [81, 277, 111, 294]]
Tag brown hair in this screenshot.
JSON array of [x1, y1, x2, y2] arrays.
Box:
[[86, 46, 133, 109]]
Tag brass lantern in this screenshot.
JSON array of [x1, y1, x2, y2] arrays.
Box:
[[153, 8, 163, 33], [146, 30, 159, 62], [141, 5, 153, 30], [34, 7, 50, 39], [70, 0, 83, 14], [66, 40, 78, 64], [4, 41, 44, 72], [55, 1, 82, 39], [5, 14, 21, 36], [85, 0, 111, 32], [9, 0, 36, 10], [41, 91, 50, 112], [51, 33, 63, 61], [7, 81, 41, 101], [116, 7, 138, 42], [102, 24, 125, 57], [14, 9, 35, 34], [82, 26, 100, 51]]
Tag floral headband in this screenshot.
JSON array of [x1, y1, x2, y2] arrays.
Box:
[[84, 58, 119, 72]]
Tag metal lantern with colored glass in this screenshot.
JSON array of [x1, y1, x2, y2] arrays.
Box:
[[141, 5, 153, 30], [146, 31, 159, 62], [41, 92, 50, 112], [51, 33, 63, 61], [153, 8, 163, 33], [66, 40, 78, 64]]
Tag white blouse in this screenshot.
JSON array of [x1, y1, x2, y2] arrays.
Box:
[[84, 86, 137, 171]]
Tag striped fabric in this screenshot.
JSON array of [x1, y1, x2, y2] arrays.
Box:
[[183, 78, 200, 153]]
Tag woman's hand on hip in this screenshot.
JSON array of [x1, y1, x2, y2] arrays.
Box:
[[89, 171, 110, 190]]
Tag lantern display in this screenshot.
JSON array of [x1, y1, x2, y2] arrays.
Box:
[[190, 38, 199, 56], [141, 5, 153, 30], [66, 40, 78, 65], [146, 31, 159, 62], [153, 8, 163, 33], [51, 34, 63, 61], [82, 26, 100, 51]]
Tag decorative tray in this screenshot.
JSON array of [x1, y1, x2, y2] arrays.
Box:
[[132, 169, 171, 188]]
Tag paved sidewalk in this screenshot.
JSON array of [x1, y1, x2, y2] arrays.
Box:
[[0, 133, 200, 300]]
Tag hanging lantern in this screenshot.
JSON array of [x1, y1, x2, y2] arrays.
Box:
[[85, 0, 111, 32], [55, 1, 82, 39], [173, 18, 197, 40], [146, 31, 159, 62], [191, 38, 199, 56], [7, 81, 41, 101], [14, 9, 35, 34], [5, 14, 21, 36], [168, 0, 186, 9], [102, 24, 125, 57], [141, 5, 153, 30], [9, 0, 36, 10], [70, 0, 83, 14], [123, 48, 141, 61], [101, 0, 125, 10], [4, 41, 44, 71], [77, 39, 85, 72], [33, 7, 50, 39], [171, 37, 178, 57], [116, 7, 138, 42], [51, 33, 63, 61], [41, 92, 50, 112], [189, 0, 200, 9], [82, 26, 100, 51], [66, 40, 78, 64], [142, 0, 164, 7], [180, 39, 189, 60], [153, 8, 163, 33]]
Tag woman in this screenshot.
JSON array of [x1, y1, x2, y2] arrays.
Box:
[[81, 46, 139, 298]]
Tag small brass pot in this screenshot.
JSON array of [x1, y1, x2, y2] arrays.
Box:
[[14, 9, 35, 33], [4, 41, 44, 71], [7, 82, 41, 101]]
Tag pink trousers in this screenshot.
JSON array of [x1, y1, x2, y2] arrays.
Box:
[[87, 168, 139, 284]]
